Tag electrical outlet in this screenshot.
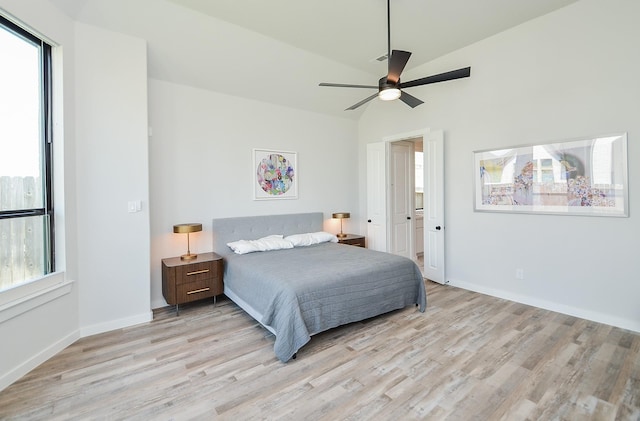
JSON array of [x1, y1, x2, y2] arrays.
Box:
[[516, 268, 524, 280]]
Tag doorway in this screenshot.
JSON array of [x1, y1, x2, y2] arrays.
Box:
[[389, 139, 419, 262], [366, 129, 446, 284]]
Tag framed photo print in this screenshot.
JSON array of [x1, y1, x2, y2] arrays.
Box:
[[253, 149, 298, 200], [473, 133, 628, 217]]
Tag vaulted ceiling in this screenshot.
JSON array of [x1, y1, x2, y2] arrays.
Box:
[[49, 0, 578, 119]]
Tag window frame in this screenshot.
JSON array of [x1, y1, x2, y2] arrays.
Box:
[[0, 14, 55, 289]]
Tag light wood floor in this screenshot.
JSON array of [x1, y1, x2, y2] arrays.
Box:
[[1, 281, 639, 420]]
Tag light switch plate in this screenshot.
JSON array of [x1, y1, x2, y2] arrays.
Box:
[[128, 200, 142, 213]]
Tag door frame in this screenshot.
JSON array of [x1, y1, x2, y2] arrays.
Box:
[[382, 128, 446, 283]]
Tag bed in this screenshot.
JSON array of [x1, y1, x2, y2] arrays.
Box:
[[212, 212, 426, 362]]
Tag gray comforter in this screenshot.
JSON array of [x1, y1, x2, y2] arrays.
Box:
[[224, 242, 426, 362]]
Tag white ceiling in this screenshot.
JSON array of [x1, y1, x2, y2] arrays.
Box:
[[49, 0, 578, 119], [166, 0, 579, 75]]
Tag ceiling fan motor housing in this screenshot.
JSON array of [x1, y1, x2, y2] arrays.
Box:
[[378, 76, 399, 91]]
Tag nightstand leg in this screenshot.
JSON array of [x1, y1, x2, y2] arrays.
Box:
[[176, 303, 179, 316], [213, 295, 217, 306]]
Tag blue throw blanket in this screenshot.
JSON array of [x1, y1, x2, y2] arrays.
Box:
[[223, 242, 426, 362]]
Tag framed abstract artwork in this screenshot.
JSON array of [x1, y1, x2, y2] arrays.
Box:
[[253, 149, 298, 200], [473, 133, 628, 217]]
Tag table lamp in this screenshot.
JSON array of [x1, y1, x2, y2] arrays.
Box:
[[173, 223, 202, 260], [332, 212, 350, 238]]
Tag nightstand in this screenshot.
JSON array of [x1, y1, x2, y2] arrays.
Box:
[[162, 252, 223, 315], [337, 234, 365, 248]]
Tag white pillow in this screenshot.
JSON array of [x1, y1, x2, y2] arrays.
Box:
[[284, 231, 338, 247], [227, 234, 294, 255]]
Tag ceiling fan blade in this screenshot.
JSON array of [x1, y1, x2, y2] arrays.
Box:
[[319, 82, 378, 89], [400, 67, 471, 89], [346, 93, 378, 110], [399, 91, 424, 108], [387, 50, 411, 84]]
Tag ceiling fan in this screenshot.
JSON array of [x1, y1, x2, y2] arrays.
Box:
[[319, 0, 471, 110]]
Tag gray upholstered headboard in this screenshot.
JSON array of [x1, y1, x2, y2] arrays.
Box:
[[212, 212, 324, 257]]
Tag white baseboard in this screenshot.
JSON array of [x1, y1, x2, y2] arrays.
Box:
[[447, 278, 640, 334], [79, 311, 153, 337], [0, 329, 80, 392], [1, 311, 153, 392]]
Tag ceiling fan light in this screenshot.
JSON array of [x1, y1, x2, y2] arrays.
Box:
[[378, 87, 401, 101]]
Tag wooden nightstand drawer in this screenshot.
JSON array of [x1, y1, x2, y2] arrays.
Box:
[[175, 261, 218, 284], [177, 278, 223, 304], [338, 234, 365, 248]]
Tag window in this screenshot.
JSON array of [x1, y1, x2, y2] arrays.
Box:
[[0, 15, 54, 292]]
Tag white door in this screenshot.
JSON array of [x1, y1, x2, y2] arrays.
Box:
[[366, 142, 387, 252], [423, 130, 446, 284], [389, 141, 414, 259]]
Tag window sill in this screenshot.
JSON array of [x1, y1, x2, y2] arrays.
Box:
[[0, 273, 74, 324]]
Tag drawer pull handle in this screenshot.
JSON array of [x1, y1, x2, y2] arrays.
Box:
[[186, 269, 210, 276], [187, 287, 210, 295]]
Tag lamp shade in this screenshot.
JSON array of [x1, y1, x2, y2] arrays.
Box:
[[173, 223, 202, 234]]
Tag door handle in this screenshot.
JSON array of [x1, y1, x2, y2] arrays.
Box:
[[407, 216, 411, 220], [436, 226, 441, 230], [367, 219, 372, 223]]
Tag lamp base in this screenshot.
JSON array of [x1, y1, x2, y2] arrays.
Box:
[[180, 253, 198, 261], [336, 233, 347, 238]]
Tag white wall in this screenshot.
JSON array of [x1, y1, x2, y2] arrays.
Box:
[[148, 79, 359, 308], [358, 0, 640, 332], [0, 0, 79, 391], [75, 23, 151, 334]]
